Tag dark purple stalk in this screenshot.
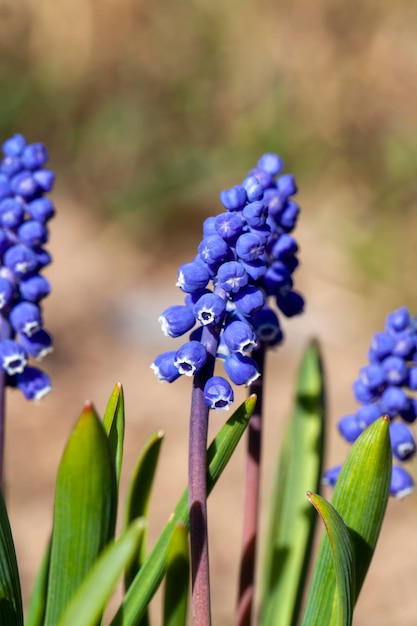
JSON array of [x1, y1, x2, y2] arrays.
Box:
[[188, 314, 223, 626], [236, 344, 266, 626]]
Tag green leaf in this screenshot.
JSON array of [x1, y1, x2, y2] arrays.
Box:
[[57, 519, 146, 626], [103, 383, 125, 488], [0, 489, 23, 626], [261, 340, 326, 626], [307, 492, 355, 626], [123, 430, 164, 589], [109, 395, 256, 626], [163, 524, 189, 626], [301, 415, 391, 625], [25, 540, 51, 626], [44, 403, 118, 626]]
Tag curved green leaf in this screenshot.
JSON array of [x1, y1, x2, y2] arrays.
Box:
[[44, 403, 117, 626], [261, 340, 326, 626], [307, 492, 354, 626], [103, 383, 125, 488], [57, 519, 146, 626], [163, 524, 189, 626], [123, 430, 164, 589], [25, 539, 51, 626], [109, 395, 256, 626], [0, 489, 23, 626], [301, 415, 391, 625]]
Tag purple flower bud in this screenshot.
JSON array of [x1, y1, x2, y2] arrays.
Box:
[[21, 143, 49, 170], [3, 245, 38, 278], [252, 307, 283, 345], [234, 285, 265, 317], [198, 235, 230, 266], [322, 464, 342, 487], [276, 173, 297, 198], [18, 329, 53, 359], [381, 355, 408, 385], [27, 198, 55, 223], [381, 385, 409, 417], [18, 220, 48, 247], [0, 156, 22, 177], [193, 292, 226, 326], [176, 261, 210, 293], [32, 247, 52, 269], [248, 224, 271, 244], [0, 231, 9, 256], [33, 169, 55, 192], [242, 175, 263, 202], [223, 320, 258, 355], [390, 422, 416, 461], [392, 333, 415, 359], [204, 376, 234, 411], [386, 306, 410, 333], [16, 366, 52, 400], [369, 331, 395, 361], [271, 234, 298, 260], [408, 367, 417, 391], [203, 216, 217, 236], [242, 201, 268, 228], [0, 339, 28, 374], [174, 341, 207, 376], [257, 153, 284, 176], [353, 378, 376, 403], [214, 212, 243, 244], [159, 305, 196, 338], [263, 263, 293, 296], [2, 134, 26, 157], [10, 301, 43, 336], [184, 290, 210, 309], [151, 351, 180, 382], [10, 170, 38, 199], [399, 398, 417, 423], [279, 201, 300, 231], [0, 198, 25, 228], [235, 232, 265, 262], [19, 275, 51, 302], [217, 261, 248, 294], [356, 403, 382, 429], [224, 352, 260, 386], [390, 465, 414, 499], [0, 174, 10, 201], [276, 291, 304, 317], [248, 168, 273, 189], [0, 277, 15, 310], [220, 185, 247, 211], [338, 414, 364, 442], [240, 259, 267, 281], [359, 364, 385, 391]]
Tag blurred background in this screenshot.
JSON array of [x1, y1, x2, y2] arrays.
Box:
[[2, 0, 417, 624]]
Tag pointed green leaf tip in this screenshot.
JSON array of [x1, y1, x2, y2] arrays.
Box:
[[307, 492, 354, 626], [103, 383, 125, 488], [302, 415, 391, 625], [44, 402, 117, 626]]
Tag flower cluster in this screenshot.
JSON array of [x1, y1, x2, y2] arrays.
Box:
[[0, 134, 55, 400], [152, 153, 303, 411], [324, 306, 417, 498]]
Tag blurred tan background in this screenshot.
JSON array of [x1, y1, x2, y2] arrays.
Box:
[[2, 0, 417, 624]]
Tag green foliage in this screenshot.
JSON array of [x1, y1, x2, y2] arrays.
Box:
[[0, 489, 23, 626], [163, 524, 189, 626], [261, 340, 326, 626]]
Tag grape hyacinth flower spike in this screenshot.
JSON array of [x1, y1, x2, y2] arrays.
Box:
[[0, 133, 55, 486], [151, 152, 304, 626], [324, 306, 417, 499]]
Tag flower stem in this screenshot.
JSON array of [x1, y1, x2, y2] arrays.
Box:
[[188, 320, 222, 626], [236, 344, 265, 626]]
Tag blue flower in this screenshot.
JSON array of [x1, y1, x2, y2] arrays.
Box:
[[204, 376, 234, 411], [0, 134, 55, 399], [328, 306, 417, 497], [152, 153, 304, 410]]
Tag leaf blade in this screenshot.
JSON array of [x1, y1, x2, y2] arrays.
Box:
[[0, 489, 23, 626], [103, 383, 125, 489], [163, 524, 189, 626]]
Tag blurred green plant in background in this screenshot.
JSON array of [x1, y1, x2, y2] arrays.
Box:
[[1, 0, 416, 288]]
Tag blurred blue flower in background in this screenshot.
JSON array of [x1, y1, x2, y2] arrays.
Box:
[[324, 306, 417, 498], [152, 152, 304, 410], [0, 134, 55, 400]]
